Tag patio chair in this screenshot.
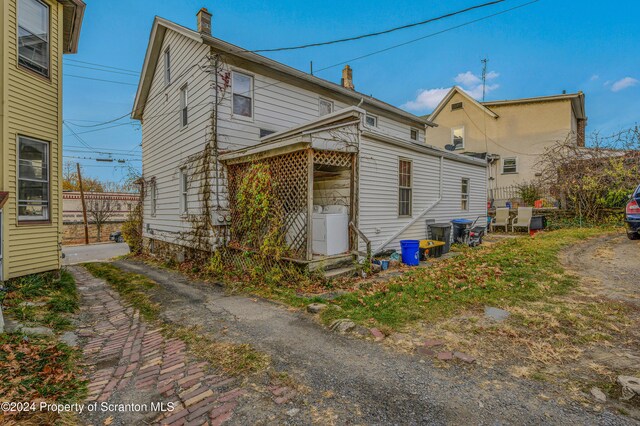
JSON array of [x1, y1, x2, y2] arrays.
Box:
[[490, 208, 510, 232], [511, 207, 533, 232]]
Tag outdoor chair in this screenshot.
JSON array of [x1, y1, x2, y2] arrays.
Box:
[[491, 207, 510, 232], [511, 207, 533, 232]]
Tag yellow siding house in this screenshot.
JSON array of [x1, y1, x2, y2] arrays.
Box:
[[0, 0, 85, 280]]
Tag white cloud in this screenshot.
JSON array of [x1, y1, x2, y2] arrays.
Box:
[[402, 87, 451, 111], [402, 70, 500, 112], [611, 77, 638, 92], [590, 74, 599, 81]]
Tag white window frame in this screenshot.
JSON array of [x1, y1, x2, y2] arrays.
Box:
[[164, 47, 171, 86], [502, 157, 518, 174], [365, 114, 378, 127], [17, 136, 49, 222], [17, 0, 50, 78], [461, 178, 470, 211], [398, 158, 413, 218], [318, 98, 334, 116], [410, 128, 419, 141], [150, 180, 157, 217], [231, 70, 254, 120], [179, 168, 188, 215], [452, 126, 465, 150], [180, 84, 188, 127]]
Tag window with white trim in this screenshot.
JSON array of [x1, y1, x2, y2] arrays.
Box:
[[232, 71, 253, 118], [18, 136, 49, 221], [18, 0, 50, 77], [150, 180, 157, 216], [452, 126, 464, 149], [461, 178, 470, 211], [319, 98, 333, 116], [398, 159, 412, 217], [164, 48, 171, 85], [365, 114, 378, 127], [180, 84, 188, 127], [502, 157, 518, 174], [180, 168, 188, 214]]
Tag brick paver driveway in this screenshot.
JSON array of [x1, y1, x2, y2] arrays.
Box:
[[70, 266, 271, 426]]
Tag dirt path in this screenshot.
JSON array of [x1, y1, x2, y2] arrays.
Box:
[[112, 259, 632, 425], [562, 233, 640, 306]]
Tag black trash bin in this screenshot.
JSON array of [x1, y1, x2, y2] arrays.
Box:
[[428, 223, 452, 257], [530, 215, 546, 230], [451, 218, 474, 243]]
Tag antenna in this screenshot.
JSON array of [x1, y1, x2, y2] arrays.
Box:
[[481, 58, 488, 102]]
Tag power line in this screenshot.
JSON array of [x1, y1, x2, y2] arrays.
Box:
[[63, 121, 139, 135], [65, 74, 138, 86], [63, 155, 141, 162], [64, 62, 139, 77], [63, 121, 96, 152], [250, 0, 507, 52], [64, 58, 139, 74]]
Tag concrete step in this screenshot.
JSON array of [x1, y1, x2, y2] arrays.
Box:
[[308, 254, 353, 272], [324, 266, 357, 280]]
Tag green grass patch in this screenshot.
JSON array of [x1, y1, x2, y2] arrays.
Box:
[[83, 262, 160, 320], [3, 270, 79, 332], [321, 228, 612, 330]]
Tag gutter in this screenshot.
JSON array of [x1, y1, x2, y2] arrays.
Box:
[[374, 155, 444, 254]]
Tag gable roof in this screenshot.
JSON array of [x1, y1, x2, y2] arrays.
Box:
[[427, 86, 587, 122], [57, 0, 85, 54], [132, 17, 434, 129], [427, 86, 499, 121]]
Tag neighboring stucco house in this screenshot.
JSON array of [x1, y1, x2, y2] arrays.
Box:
[[425, 86, 587, 193], [0, 0, 85, 280], [132, 10, 487, 270]]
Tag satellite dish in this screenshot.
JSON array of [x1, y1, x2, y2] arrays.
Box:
[[444, 144, 456, 151]]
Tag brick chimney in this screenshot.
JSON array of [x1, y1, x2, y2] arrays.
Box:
[[341, 65, 355, 90], [196, 8, 212, 35], [577, 118, 586, 147]]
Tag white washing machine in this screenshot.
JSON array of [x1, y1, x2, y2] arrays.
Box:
[[312, 205, 349, 256]]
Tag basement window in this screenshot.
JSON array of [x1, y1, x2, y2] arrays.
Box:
[[398, 159, 412, 217], [18, 0, 50, 77], [451, 102, 463, 111]]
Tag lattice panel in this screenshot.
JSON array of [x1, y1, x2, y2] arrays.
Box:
[[227, 150, 310, 259], [313, 150, 352, 168]]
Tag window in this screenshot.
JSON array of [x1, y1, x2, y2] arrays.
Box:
[[232, 71, 253, 118], [398, 159, 412, 217], [18, 0, 50, 77], [319, 98, 334, 116], [150, 180, 157, 216], [365, 114, 378, 127], [410, 128, 419, 141], [461, 178, 470, 211], [164, 48, 171, 85], [451, 102, 463, 111], [18, 136, 49, 221], [452, 126, 464, 149], [503, 157, 518, 174], [180, 84, 188, 127], [180, 168, 188, 214]]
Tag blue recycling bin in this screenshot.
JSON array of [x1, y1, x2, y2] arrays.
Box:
[[400, 240, 420, 266], [451, 218, 474, 243]]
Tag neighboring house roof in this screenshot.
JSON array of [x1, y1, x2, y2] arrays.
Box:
[[427, 86, 498, 121], [57, 0, 85, 54], [132, 17, 434, 129], [426, 86, 587, 122]]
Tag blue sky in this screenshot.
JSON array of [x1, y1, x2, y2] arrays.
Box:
[[63, 0, 640, 181]]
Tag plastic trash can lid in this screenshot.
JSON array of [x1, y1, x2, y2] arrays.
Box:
[[451, 218, 473, 224]]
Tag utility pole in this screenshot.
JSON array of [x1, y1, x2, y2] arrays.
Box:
[[481, 58, 488, 102], [77, 163, 89, 245]]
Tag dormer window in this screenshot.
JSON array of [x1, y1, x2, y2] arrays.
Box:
[[18, 0, 50, 77]]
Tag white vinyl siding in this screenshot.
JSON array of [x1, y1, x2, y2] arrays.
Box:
[[18, 136, 49, 221]]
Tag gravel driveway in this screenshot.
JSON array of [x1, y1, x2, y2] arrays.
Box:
[[112, 259, 632, 425]]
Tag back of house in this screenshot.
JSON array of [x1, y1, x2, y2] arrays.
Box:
[[132, 9, 487, 265]]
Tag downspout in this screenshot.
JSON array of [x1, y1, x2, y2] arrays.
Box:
[[374, 155, 444, 254]]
